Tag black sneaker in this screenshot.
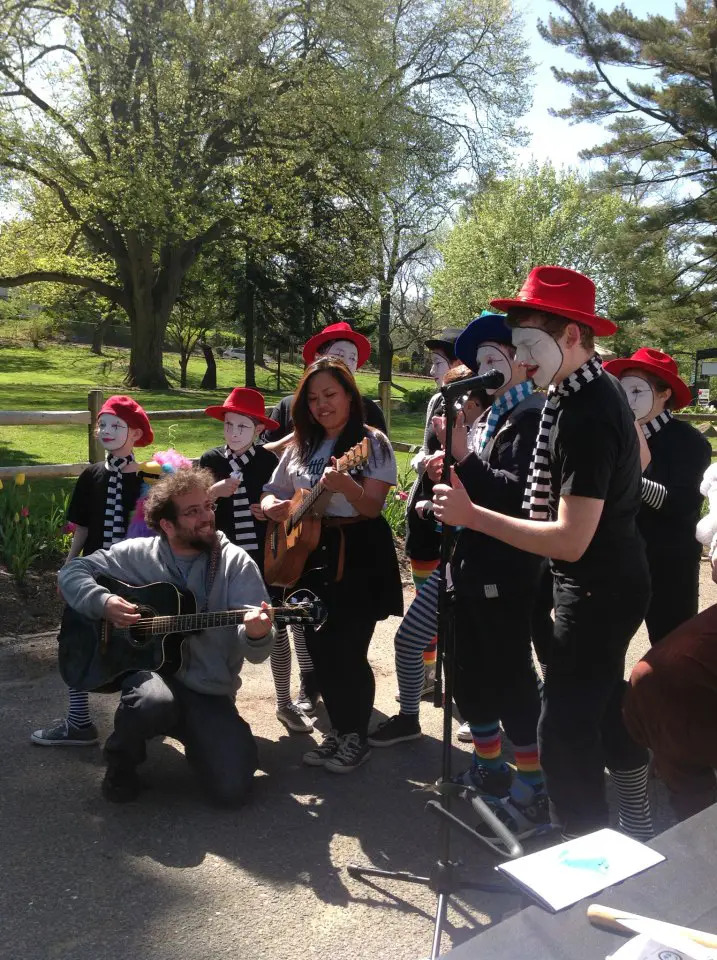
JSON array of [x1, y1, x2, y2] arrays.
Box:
[[101, 765, 140, 803], [450, 762, 512, 799], [303, 729, 340, 766], [487, 780, 553, 840], [323, 733, 371, 773], [368, 713, 422, 747]]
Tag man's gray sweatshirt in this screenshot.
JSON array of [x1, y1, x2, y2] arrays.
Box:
[[58, 532, 274, 697]]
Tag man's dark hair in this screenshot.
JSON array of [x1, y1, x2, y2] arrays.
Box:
[[144, 467, 215, 532], [505, 307, 595, 352]]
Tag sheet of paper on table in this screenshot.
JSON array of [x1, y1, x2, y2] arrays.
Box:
[[608, 932, 716, 960], [496, 828, 665, 911]]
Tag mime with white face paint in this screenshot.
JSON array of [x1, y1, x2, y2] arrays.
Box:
[[200, 388, 321, 736], [432, 267, 655, 843], [31, 395, 154, 748], [605, 348, 711, 647], [262, 322, 386, 445]]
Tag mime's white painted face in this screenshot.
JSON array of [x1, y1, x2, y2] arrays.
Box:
[[97, 414, 129, 451], [318, 340, 359, 373], [224, 412, 258, 454]]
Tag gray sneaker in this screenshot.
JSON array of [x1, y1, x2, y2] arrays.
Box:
[[31, 719, 99, 747], [276, 703, 314, 734]]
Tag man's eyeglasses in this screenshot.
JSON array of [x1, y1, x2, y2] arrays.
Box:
[[177, 501, 218, 519]]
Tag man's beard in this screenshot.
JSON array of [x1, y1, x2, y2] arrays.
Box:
[[176, 526, 218, 552]]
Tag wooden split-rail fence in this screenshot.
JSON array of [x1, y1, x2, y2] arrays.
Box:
[[0, 388, 422, 479]]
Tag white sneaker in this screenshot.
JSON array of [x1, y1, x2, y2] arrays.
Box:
[[456, 722, 472, 743]]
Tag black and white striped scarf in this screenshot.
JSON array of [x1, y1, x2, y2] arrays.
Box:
[[640, 410, 672, 510], [524, 354, 604, 520], [104, 453, 134, 548], [224, 444, 258, 553], [641, 409, 672, 440]]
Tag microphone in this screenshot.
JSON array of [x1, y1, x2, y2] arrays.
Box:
[[441, 368, 504, 400]]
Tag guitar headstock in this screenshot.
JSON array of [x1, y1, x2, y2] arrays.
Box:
[[282, 589, 328, 630], [336, 436, 370, 474]]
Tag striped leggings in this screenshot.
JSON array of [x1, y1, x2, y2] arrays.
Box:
[[270, 624, 314, 709], [395, 568, 441, 714]]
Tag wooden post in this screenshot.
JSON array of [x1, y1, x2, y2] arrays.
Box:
[[87, 388, 104, 463], [378, 380, 392, 437]]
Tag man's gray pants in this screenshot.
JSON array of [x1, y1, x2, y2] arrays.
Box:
[[104, 671, 258, 806]]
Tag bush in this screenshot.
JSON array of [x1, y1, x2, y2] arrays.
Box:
[[382, 461, 413, 540], [0, 476, 73, 582], [402, 386, 435, 412]]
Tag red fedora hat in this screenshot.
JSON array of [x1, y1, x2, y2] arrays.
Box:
[[99, 395, 154, 447], [302, 322, 372, 369], [491, 265, 617, 337], [204, 388, 280, 430], [604, 348, 693, 409]]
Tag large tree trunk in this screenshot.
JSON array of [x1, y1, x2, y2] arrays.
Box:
[[124, 239, 172, 388], [378, 285, 394, 382], [254, 316, 265, 368], [243, 259, 256, 388], [126, 309, 171, 388], [200, 343, 217, 389], [91, 314, 112, 355], [302, 284, 314, 341]]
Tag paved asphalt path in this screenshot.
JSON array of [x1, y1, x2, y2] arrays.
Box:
[[2, 565, 715, 960]]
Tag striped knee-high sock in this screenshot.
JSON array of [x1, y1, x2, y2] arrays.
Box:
[[395, 568, 440, 714], [291, 624, 314, 676], [67, 688, 91, 728], [611, 765, 653, 842], [410, 559, 439, 671], [513, 743, 544, 789], [271, 625, 292, 710], [470, 721, 503, 770]]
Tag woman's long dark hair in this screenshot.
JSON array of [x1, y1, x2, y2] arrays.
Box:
[[291, 358, 367, 465]]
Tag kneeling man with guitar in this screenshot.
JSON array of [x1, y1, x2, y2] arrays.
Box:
[[58, 467, 279, 806]]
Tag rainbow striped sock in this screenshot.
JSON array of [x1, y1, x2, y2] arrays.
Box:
[[470, 722, 503, 770], [410, 558, 439, 591], [514, 743, 543, 788]]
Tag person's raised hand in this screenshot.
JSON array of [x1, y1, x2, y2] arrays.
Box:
[[425, 452, 444, 484], [263, 499, 292, 522], [211, 476, 241, 499], [432, 467, 476, 528]]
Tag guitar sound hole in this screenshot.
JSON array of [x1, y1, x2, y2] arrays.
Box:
[[128, 606, 157, 647]]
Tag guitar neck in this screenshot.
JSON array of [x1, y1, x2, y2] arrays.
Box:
[[139, 606, 300, 635]]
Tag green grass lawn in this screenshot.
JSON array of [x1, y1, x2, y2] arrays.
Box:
[[0, 340, 428, 495]]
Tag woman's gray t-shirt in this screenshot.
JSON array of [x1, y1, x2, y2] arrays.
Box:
[[263, 432, 397, 517]]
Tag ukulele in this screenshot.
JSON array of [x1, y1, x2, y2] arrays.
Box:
[[264, 437, 370, 587], [58, 575, 326, 692]]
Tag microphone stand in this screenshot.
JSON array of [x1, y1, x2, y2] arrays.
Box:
[[348, 378, 523, 959]]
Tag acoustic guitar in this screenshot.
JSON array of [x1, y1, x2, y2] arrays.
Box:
[[264, 437, 370, 587], [58, 575, 326, 692]]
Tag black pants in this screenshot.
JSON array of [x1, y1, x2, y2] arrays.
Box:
[[530, 559, 554, 667], [453, 585, 541, 747], [104, 671, 258, 807], [304, 609, 377, 739], [539, 573, 650, 837], [645, 547, 701, 646]]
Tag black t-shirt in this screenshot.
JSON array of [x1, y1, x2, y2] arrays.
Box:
[[198, 445, 278, 571], [67, 463, 144, 556], [639, 418, 711, 556], [263, 393, 387, 443], [548, 372, 646, 581]]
